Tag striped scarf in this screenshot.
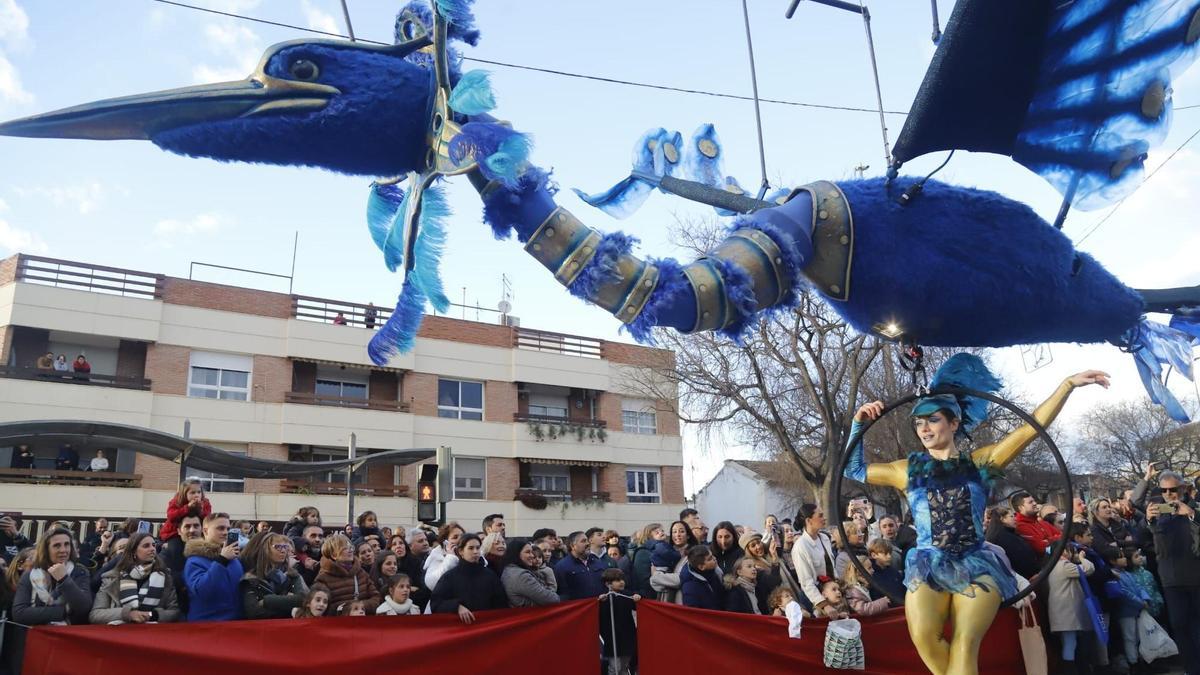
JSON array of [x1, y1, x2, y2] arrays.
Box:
[[118, 564, 166, 610]]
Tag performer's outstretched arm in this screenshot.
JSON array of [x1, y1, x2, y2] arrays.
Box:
[[974, 370, 1110, 470], [845, 404, 908, 491]]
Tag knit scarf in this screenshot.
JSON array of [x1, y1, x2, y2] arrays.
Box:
[[734, 577, 760, 614], [377, 596, 416, 615], [28, 562, 74, 606], [118, 564, 166, 610]]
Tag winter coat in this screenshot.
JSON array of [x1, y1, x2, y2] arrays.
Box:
[[989, 525, 1041, 580], [314, 557, 380, 613], [1151, 506, 1200, 588], [1128, 567, 1164, 617], [398, 553, 430, 609], [89, 566, 181, 624], [791, 529, 836, 607], [553, 552, 607, 601], [873, 564, 907, 602], [1047, 557, 1095, 632], [712, 544, 744, 579], [376, 596, 420, 615], [501, 564, 560, 607], [160, 496, 212, 542], [1109, 571, 1149, 620], [680, 564, 723, 610], [429, 558, 507, 613], [240, 568, 308, 619], [845, 584, 889, 616], [422, 544, 458, 599], [599, 592, 638, 658], [0, 529, 31, 562], [11, 564, 94, 625], [1090, 519, 1129, 557], [648, 554, 687, 604], [159, 536, 191, 614], [722, 580, 760, 614], [183, 538, 244, 622], [629, 543, 655, 598], [1014, 512, 1058, 561]]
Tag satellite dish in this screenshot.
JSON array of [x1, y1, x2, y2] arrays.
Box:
[[498, 300, 512, 314]]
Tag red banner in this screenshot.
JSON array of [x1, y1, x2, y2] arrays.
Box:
[[21, 599, 599, 675], [636, 601, 1027, 675]]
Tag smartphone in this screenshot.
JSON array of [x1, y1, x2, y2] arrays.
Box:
[[137, 520, 152, 534], [226, 530, 240, 546]]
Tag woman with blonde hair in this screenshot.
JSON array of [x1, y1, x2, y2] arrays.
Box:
[[742, 531, 802, 612], [480, 532, 507, 575], [240, 531, 308, 619], [842, 554, 891, 616], [722, 557, 762, 614], [313, 533, 379, 612], [90, 532, 181, 624], [160, 478, 211, 542], [12, 527, 93, 625], [630, 522, 664, 598], [0, 547, 33, 617]]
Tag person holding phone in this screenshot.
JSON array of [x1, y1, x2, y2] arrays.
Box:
[[1148, 470, 1200, 674], [183, 512, 243, 622], [0, 513, 31, 562], [89, 532, 180, 624]]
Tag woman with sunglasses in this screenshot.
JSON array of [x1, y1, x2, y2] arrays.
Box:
[[239, 532, 308, 619]]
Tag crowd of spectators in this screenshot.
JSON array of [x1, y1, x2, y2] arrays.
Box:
[[0, 467, 1197, 674]]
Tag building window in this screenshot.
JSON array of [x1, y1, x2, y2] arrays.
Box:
[[438, 379, 483, 420], [188, 352, 252, 401], [626, 467, 660, 503], [529, 463, 570, 493], [316, 379, 367, 399], [189, 450, 246, 494], [528, 392, 568, 419], [621, 399, 657, 435], [453, 457, 486, 499]]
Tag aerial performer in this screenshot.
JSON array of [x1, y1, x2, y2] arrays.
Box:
[[846, 354, 1110, 674]]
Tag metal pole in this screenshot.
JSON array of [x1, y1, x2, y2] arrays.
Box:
[[178, 419, 191, 482], [346, 432, 357, 526], [859, 5, 892, 167], [607, 591, 620, 672], [740, 0, 770, 200], [289, 231, 299, 294], [338, 0, 356, 41]]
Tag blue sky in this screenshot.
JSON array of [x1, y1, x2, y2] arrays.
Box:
[[2, 0, 1199, 492]]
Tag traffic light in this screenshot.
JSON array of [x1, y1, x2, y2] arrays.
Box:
[[417, 463, 439, 524]]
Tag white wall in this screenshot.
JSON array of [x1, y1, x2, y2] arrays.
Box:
[[695, 464, 767, 529]]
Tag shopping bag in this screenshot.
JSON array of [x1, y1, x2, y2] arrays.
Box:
[[824, 618, 865, 670], [1017, 604, 1049, 675], [1137, 609, 1179, 663], [1076, 564, 1109, 645]]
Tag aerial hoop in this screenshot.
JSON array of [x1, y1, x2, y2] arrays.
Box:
[[829, 385, 1073, 608]]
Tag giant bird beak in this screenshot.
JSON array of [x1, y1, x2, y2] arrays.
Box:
[[0, 74, 341, 141]]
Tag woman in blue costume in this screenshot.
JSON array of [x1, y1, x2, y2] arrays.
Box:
[[846, 355, 1110, 675]]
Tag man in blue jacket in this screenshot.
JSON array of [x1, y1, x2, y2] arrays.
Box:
[[554, 531, 606, 600], [184, 511, 243, 622]]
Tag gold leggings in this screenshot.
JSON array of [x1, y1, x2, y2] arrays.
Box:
[[904, 576, 1002, 675]]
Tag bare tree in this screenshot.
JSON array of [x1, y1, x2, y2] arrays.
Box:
[[1073, 397, 1200, 483]]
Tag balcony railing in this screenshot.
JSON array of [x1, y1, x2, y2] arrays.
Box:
[[514, 327, 603, 359], [516, 487, 610, 503], [279, 479, 410, 497], [0, 467, 142, 488], [292, 295, 392, 327], [513, 412, 606, 428], [16, 254, 164, 299], [0, 365, 152, 391], [285, 391, 410, 412]]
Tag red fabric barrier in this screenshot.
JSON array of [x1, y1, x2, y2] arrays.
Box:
[[636, 601, 1027, 675], [21, 599, 598, 675]]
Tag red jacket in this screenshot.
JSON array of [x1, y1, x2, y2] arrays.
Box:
[[1014, 512, 1058, 558], [160, 495, 212, 541]]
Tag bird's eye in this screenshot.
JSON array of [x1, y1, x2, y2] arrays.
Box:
[[289, 59, 320, 81], [401, 20, 418, 41]]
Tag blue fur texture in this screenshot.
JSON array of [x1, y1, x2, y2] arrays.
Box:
[[448, 70, 496, 115], [434, 0, 480, 45], [834, 177, 1144, 347], [480, 165, 556, 241], [626, 257, 691, 344], [409, 183, 451, 312], [153, 44, 432, 177], [449, 122, 532, 187], [484, 134, 533, 187], [567, 231, 637, 300], [712, 257, 759, 343], [369, 279, 426, 364]]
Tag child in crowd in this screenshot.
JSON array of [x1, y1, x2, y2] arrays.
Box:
[[599, 569, 639, 675], [841, 556, 890, 616], [338, 599, 367, 616], [1125, 549, 1164, 620], [768, 586, 807, 638], [294, 584, 330, 618], [376, 574, 420, 616], [1048, 541, 1096, 673], [1105, 548, 1152, 673], [867, 539, 906, 603], [813, 577, 850, 620], [650, 539, 681, 575]]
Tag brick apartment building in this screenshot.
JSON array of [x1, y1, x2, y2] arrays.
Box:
[[0, 253, 684, 535]]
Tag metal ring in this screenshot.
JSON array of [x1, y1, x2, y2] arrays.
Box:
[[830, 385, 1071, 609]]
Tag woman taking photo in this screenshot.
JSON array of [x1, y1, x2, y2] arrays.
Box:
[[90, 532, 180, 624], [430, 534, 507, 623], [500, 540, 560, 607], [12, 527, 93, 625], [240, 532, 308, 619]]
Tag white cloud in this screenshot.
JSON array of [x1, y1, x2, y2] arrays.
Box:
[[0, 0, 30, 50], [0, 53, 31, 106], [0, 197, 8, 212], [302, 0, 341, 36], [0, 218, 47, 254], [192, 22, 262, 84], [12, 181, 108, 215], [153, 213, 224, 238]]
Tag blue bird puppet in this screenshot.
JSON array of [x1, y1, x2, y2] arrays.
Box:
[[3, 0, 1200, 420]]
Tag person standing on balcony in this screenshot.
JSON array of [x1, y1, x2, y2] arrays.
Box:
[[54, 443, 79, 471], [53, 354, 69, 372], [160, 478, 211, 543], [364, 302, 377, 329], [35, 351, 53, 370], [10, 444, 34, 469], [71, 354, 91, 381], [88, 450, 109, 473], [332, 311, 347, 325]]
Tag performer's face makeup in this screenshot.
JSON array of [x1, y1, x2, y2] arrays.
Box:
[[913, 412, 958, 452]]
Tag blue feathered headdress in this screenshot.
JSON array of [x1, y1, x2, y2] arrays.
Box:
[[911, 353, 1002, 435]]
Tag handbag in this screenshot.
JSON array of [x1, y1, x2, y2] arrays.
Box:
[[823, 618, 865, 670], [1016, 604, 1049, 675], [1136, 609, 1179, 663], [1075, 564, 1109, 645]]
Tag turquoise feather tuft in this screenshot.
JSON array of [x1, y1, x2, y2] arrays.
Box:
[[367, 183, 406, 265], [409, 183, 451, 313], [434, 0, 474, 27], [368, 278, 427, 364], [448, 70, 496, 115], [381, 185, 410, 272], [484, 133, 532, 187]]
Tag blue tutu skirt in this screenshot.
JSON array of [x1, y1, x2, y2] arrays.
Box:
[[903, 544, 1018, 599]]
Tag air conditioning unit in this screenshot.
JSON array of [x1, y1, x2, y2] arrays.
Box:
[[501, 314, 521, 327]]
